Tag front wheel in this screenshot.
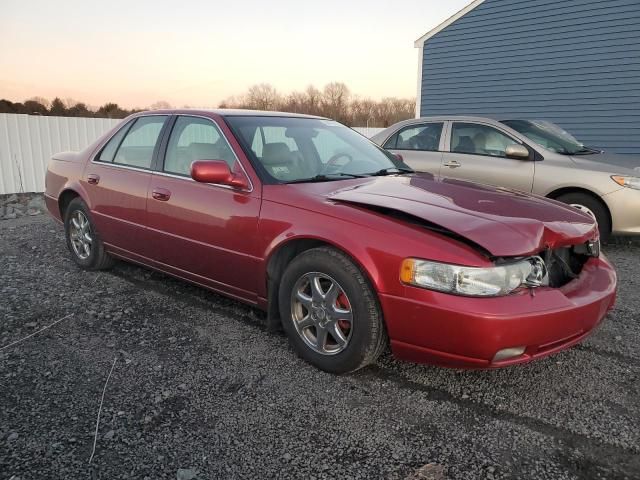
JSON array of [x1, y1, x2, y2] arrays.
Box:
[[64, 197, 114, 270], [279, 247, 387, 373], [555, 192, 611, 243]]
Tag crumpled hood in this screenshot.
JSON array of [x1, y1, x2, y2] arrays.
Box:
[[329, 174, 597, 257]]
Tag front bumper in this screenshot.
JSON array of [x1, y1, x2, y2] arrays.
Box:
[[603, 187, 640, 235], [380, 255, 617, 369]]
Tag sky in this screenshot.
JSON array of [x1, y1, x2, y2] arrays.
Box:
[[1, 0, 470, 109]]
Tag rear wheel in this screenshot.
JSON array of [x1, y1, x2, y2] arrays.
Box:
[[279, 247, 387, 374], [555, 192, 611, 243], [64, 197, 114, 270]]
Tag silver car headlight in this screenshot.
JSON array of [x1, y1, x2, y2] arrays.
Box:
[[612, 175, 640, 191], [400, 257, 547, 297]]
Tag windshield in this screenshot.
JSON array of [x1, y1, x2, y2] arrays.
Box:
[[501, 119, 597, 155], [225, 116, 410, 183]]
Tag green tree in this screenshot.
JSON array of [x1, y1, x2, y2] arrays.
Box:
[[49, 97, 67, 116]]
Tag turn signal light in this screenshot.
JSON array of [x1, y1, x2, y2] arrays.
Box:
[[400, 259, 417, 284]]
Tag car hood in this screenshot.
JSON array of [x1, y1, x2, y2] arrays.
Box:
[[327, 174, 597, 258], [569, 151, 640, 174]]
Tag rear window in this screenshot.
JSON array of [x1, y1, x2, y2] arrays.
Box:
[[113, 116, 168, 169], [97, 121, 132, 163]]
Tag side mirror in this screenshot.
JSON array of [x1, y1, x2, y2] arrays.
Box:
[[505, 144, 530, 160], [190, 160, 249, 189]]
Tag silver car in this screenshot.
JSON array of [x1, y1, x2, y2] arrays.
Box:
[[372, 116, 640, 241]]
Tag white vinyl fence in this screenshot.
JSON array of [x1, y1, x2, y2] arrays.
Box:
[[0, 113, 383, 195], [0, 114, 119, 194]]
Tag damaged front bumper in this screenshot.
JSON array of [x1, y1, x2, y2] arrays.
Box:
[[380, 254, 617, 369]]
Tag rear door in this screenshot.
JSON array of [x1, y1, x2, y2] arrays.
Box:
[[441, 121, 535, 192], [145, 115, 262, 302], [83, 115, 169, 254], [382, 122, 445, 176]]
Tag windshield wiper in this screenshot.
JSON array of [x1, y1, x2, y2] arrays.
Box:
[[368, 167, 414, 176], [572, 146, 602, 155], [285, 173, 368, 184]]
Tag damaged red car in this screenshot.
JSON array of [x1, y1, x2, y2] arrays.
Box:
[[45, 110, 617, 373]]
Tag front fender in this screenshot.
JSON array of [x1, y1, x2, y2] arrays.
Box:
[[257, 200, 490, 299]]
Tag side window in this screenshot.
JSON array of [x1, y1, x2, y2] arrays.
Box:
[[385, 123, 443, 152], [451, 123, 518, 158], [113, 116, 167, 169], [383, 132, 399, 149], [97, 121, 132, 163], [164, 117, 237, 176]]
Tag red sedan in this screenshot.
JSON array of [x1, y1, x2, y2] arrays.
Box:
[[45, 110, 617, 373]]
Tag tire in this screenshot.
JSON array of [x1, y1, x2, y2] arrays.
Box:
[[278, 247, 387, 374], [555, 193, 611, 243], [64, 197, 114, 270]]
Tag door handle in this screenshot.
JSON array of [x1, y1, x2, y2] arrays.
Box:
[[151, 188, 171, 201], [443, 160, 462, 168], [87, 173, 100, 185]]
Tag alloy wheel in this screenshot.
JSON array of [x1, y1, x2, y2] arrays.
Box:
[[570, 203, 597, 222], [69, 210, 92, 260], [290, 272, 353, 355]]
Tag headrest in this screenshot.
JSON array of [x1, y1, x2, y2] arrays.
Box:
[[262, 142, 291, 165]]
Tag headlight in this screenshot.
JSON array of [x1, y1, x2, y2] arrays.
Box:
[[611, 175, 640, 190], [400, 257, 547, 297]]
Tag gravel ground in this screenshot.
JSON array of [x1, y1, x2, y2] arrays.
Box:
[[1, 215, 639, 480]]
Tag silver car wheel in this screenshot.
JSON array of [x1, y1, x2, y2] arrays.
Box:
[[570, 203, 597, 222], [290, 272, 353, 356], [69, 210, 93, 260]]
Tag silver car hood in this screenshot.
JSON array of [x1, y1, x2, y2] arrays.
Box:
[[569, 152, 640, 175]]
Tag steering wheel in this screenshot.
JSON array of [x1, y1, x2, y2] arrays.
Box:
[[321, 153, 354, 174]]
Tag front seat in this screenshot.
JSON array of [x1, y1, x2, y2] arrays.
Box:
[[453, 136, 475, 153], [261, 142, 304, 181], [472, 133, 487, 155]]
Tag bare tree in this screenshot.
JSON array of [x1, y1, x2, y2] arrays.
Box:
[[321, 82, 350, 122], [149, 100, 173, 110], [217, 82, 415, 127], [304, 85, 323, 116], [27, 96, 50, 109], [245, 84, 281, 111]]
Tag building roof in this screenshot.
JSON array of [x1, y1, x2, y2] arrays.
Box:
[[414, 0, 486, 47]]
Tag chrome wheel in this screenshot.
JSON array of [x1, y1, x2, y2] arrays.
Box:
[[290, 272, 353, 355], [69, 210, 92, 260], [570, 203, 597, 222]]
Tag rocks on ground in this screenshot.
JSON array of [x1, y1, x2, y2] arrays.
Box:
[[1, 193, 46, 220]]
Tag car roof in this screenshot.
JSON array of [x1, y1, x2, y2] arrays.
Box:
[[133, 108, 327, 120], [400, 115, 506, 125]]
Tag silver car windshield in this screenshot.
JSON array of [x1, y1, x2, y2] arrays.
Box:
[[501, 120, 598, 155], [226, 116, 411, 183]]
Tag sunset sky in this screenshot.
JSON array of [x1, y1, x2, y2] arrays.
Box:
[[1, 0, 469, 109]]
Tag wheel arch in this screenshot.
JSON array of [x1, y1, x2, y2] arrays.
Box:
[[263, 236, 382, 331], [58, 188, 82, 220], [546, 186, 612, 232]]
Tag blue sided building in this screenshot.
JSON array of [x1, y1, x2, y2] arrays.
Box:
[[415, 0, 640, 153]]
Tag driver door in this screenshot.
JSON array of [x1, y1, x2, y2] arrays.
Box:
[[441, 122, 535, 192], [145, 115, 262, 301]]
